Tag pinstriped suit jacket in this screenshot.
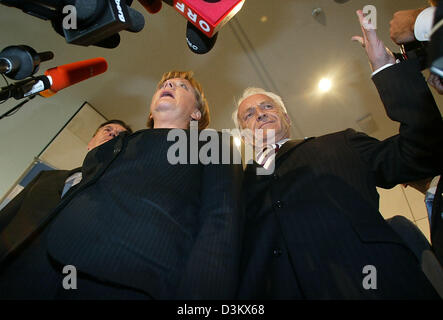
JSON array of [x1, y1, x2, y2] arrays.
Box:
[[42, 129, 244, 299], [237, 59, 443, 299]]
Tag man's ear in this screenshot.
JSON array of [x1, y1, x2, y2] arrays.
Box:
[[191, 109, 201, 121]]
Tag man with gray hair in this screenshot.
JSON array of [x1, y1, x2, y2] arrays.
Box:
[[233, 10, 443, 299], [232, 87, 291, 170]]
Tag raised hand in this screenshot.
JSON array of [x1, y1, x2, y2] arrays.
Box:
[[352, 9, 396, 72]]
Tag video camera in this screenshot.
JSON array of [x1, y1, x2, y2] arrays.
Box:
[[0, 0, 145, 49]]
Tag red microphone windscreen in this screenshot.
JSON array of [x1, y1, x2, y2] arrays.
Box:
[[138, 0, 163, 14], [44, 57, 108, 93]]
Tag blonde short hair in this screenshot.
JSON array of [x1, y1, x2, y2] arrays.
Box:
[[147, 70, 210, 130]]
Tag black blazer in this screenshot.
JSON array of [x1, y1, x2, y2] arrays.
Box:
[[431, 176, 443, 266], [37, 129, 244, 299], [0, 168, 80, 263], [237, 60, 443, 299]]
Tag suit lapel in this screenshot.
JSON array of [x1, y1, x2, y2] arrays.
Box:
[[244, 137, 314, 180], [77, 132, 125, 188], [275, 137, 314, 163]]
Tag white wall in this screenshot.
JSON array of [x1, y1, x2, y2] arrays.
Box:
[[0, 97, 82, 199], [378, 185, 431, 241], [39, 103, 107, 170]]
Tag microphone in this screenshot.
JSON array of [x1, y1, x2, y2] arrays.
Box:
[[186, 21, 218, 54], [168, 0, 245, 38], [0, 57, 108, 100], [0, 45, 54, 80], [137, 0, 163, 14], [93, 34, 121, 49], [126, 7, 146, 32], [1, 1, 145, 49], [164, 0, 245, 53], [63, 1, 146, 47], [39, 57, 108, 97], [0, 75, 51, 101]]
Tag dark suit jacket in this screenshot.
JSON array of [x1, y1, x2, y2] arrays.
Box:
[[0, 168, 80, 263], [0, 129, 243, 299], [237, 60, 443, 299], [431, 176, 443, 266]]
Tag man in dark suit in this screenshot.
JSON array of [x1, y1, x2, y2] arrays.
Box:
[[0, 119, 132, 239], [0, 120, 132, 294], [403, 175, 443, 266], [432, 177, 443, 265], [233, 11, 443, 299], [0, 70, 243, 300]]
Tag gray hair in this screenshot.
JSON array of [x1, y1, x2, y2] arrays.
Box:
[[232, 87, 288, 129]]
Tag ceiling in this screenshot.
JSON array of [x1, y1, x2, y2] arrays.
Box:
[[1, 0, 442, 142]]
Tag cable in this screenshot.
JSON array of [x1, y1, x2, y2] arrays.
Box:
[[0, 95, 36, 120], [0, 73, 9, 104]]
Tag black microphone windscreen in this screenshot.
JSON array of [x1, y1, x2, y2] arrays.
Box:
[[127, 7, 145, 33], [93, 33, 121, 49], [38, 51, 54, 63], [186, 21, 218, 54], [75, 0, 107, 27], [162, 0, 174, 6]]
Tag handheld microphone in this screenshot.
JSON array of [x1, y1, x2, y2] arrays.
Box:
[[93, 34, 122, 49], [168, 0, 245, 38], [0, 45, 54, 80], [39, 57, 108, 97], [186, 21, 218, 54], [137, 0, 163, 14], [0, 57, 108, 100], [0, 75, 50, 101], [163, 0, 245, 53]]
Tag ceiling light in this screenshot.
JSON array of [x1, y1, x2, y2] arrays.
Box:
[[318, 78, 332, 92], [260, 16, 268, 23]]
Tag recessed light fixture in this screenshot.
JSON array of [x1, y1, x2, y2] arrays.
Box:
[[312, 8, 323, 16], [260, 16, 268, 23], [318, 78, 332, 92]]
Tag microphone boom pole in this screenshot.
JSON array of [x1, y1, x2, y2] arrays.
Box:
[[0, 95, 36, 120]]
